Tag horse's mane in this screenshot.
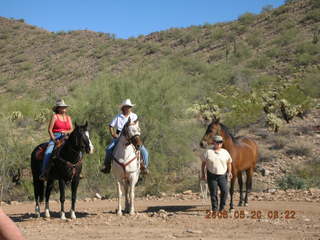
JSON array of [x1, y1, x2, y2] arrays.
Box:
[[219, 123, 238, 143]]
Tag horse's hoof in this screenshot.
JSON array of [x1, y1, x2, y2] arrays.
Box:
[[238, 202, 243, 207], [45, 209, 50, 218], [60, 212, 66, 220], [229, 208, 235, 213], [70, 210, 76, 219], [117, 211, 123, 216], [244, 203, 248, 207], [129, 211, 135, 216]]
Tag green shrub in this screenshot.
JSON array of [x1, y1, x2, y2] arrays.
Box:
[[311, 0, 320, 8], [272, 5, 288, 16], [247, 55, 270, 69], [261, 5, 273, 13], [301, 9, 320, 23], [269, 136, 288, 150], [273, 29, 298, 46], [238, 12, 256, 25], [295, 158, 320, 188], [265, 47, 282, 58], [286, 142, 312, 157], [295, 41, 320, 55], [259, 147, 276, 162], [212, 27, 225, 40], [246, 32, 263, 48], [300, 71, 320, 98], [277, 174, 307, 190]]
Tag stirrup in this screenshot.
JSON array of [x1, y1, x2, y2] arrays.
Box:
[[140, 166, 149, 175], [100, 165, 111, 174]]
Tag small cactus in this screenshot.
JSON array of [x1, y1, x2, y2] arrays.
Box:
[[8, 111, 23, 122]]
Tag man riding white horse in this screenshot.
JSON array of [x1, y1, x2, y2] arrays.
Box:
[[101, 99, 149, 174]]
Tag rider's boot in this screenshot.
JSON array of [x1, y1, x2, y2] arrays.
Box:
[[101, 162, 111, 174], [140, 164, 149, 175]]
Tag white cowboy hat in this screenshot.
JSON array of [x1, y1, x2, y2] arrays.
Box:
[[52, 99, 69, 111], [120, 99, 135, 108]]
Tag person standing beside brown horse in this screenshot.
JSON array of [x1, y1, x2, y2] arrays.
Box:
[[200, 117, 258, 210]]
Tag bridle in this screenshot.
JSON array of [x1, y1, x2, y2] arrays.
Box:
[[113, 123, 141, 175], [58, 127, 91, 181]]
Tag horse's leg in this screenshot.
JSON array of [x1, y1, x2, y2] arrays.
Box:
[[244, 168, 253, 206], [32, 176, 41, 218], [45, 179, 54, 218], [124, 181, 130, 213], [229, 176, 236, 211], [237, 171, 244, 207], [116, 181, 123, 216], [129, 179, 136, 216], [59, 179, 66, 220], [70, 177, 80, 219]]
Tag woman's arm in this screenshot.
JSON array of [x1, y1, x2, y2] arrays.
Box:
[[0, 208, 25, 240], [48, 114, 56, 141]]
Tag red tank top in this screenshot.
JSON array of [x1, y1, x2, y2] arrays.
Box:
[[52, 114, 71, 133]]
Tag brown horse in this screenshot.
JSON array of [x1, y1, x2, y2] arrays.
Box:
[[200, 118, 258, 210]]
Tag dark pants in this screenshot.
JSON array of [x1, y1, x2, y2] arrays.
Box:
[[207, 171, 228, 211]]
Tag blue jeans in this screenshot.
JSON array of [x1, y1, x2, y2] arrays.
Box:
[[207, 171, 229, 211], [104, 139, 149, 167], [41, 132, 64, 173]]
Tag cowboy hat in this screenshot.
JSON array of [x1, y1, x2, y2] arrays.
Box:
[[52, 99, 69, 111], [120, 99, 135, 108], [213, 135, 223, 143]]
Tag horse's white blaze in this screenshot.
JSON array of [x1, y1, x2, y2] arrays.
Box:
[[112, 130, 140, 216], [127, 124, 141, 138], [85, 131, 94, 154]]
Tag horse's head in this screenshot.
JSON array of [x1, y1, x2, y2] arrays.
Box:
[[69, 121, 94, 154], [122, 117, 142, 150], [200, 117, 222, 148]]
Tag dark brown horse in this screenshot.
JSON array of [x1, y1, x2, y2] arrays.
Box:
[[200, 118, 258, 210], [31, 122, 94, 219]]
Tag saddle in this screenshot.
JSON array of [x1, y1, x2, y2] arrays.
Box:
[[35, 138, 65, 161]]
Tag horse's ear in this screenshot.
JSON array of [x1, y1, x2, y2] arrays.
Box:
[[84, 121, 88, 129], [211, 116, 220, 124], [75, 122, 78, 128]]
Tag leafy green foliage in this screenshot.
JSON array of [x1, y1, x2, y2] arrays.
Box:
[[277, 174, 306, 190], [238, 12, 256, 25]]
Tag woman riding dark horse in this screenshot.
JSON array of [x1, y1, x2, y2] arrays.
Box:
[[31, 122, 94, 219], [40, 99, 73, 181]]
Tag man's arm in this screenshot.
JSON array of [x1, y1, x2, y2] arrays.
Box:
[[0, 208, 25, 240], [109, 126, 118, 139]]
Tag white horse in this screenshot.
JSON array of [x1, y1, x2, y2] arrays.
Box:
[[111, 119, 141, 216]]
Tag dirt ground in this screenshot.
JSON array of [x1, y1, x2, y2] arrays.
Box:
[[2, 197, 320, 240]]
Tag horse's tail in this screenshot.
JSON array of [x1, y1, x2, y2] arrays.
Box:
[[31, 143, 46, 203]]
